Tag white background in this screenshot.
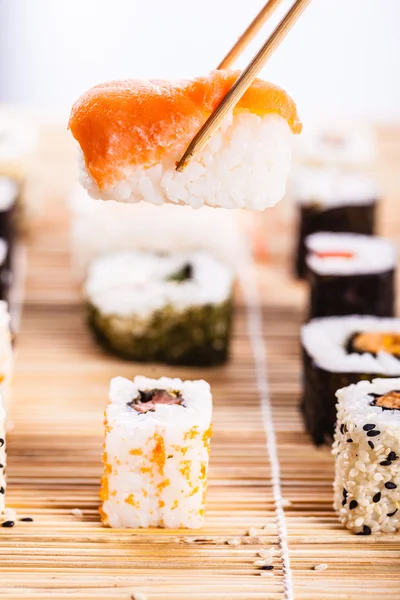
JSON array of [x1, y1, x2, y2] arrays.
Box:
[[0, 0, 399, 122]]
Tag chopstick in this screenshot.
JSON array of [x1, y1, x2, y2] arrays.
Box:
[[217, 0, 283, 70], [176, 0, 311, 172]]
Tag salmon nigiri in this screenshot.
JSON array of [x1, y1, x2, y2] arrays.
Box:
[[69, 70, 301, 211]]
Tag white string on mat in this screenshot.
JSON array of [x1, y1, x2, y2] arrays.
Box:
[[239, 252, 294, 600]]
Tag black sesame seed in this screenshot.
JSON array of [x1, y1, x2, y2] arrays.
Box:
[[388, 452, 398, 461], [368, 441, 375, 450], [19, 517, 34, 522], [362, 525, 371, 535], [1, 520, 14, 528], [385, 482, 397, 490], [261, 565, 274, 570], [349, 500, 358, 510], [363, 424, 376, 431], [367, 430, 381, 437], [0, 438, 4, 447], [373, 492, 381, 503], [347, 438, 353, 443], [342, 488, 348, 498], [387, 509, 398, 517], [0, 487, 4, 494], [0, 464, 3, 469], [340, 424, 345, 434], [380, 460, 392, 466]]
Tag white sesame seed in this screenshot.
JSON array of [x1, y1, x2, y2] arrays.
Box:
[[131, 593, 147, 600], [258, 547, 278, 558], [71, 508, 83, 517], [248, 528, 257, 537], [254, 557, 273, 567], [355, 461, 366, 473], [227, 538, 241, 546], [374, 473, 384, 481], [182, 537, 194, 544], [349, 468, 358, 477], [313, 563, 328, 571], [260, 569, 274, 576], [355, 517, 364, 527]]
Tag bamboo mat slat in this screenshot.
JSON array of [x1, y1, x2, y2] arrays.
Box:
[[2, 125, 400, 599]]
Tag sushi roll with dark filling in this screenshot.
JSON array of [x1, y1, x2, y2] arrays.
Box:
[[333, 378, 400, 534], [0, 177, 18, 264], [301, 316, 400, 445], [292, 168, 378, 278], [85, 250, 234, 366], [305, 232, 395, 319]]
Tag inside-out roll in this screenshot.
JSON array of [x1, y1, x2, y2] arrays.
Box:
[[101, 375, 212, 529], [305, 232, 396, 319], [69, 70, 301, 211], [301, 315, 400, 445], [333, 378, 400, 535], [85, 250, 234, 366], [291, 167, 378, 278]]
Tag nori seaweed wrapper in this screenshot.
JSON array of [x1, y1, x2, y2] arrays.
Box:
[[300, 346, 391, 445], [294, 202, 376, 279], [87, 298, 233, 367], [307, 268, 395, 320]]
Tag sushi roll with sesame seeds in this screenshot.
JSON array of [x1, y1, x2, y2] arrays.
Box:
[[305, 233, 395, 319], [333, 378, 400, 535], [292, 167, 378, 278], [85, 250, 234, 366], [101, 375, 212, 529], [301, 316, 400, 445]]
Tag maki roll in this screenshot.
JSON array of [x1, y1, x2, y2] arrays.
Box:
[[0, 240, 11, 303], [101, 375, 212, 529], [0, 177, 18, 262], [301, 316, 400, 445], [305, 232, 395, 319], [292, 167, 378, 278], [333, 378, 400, 535], [69, 70, 301, 211], [294, 123, 376, 169], [85, 250, 234, 366]]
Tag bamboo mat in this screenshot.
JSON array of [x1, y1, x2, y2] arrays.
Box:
[[2, 126, 400, 599]]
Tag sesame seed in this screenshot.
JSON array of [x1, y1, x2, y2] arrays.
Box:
[[387, 509, 398, 517], [373, 492, 381, 503], [261, 565, 274, 571], [349, 500, 358, 510], [374, 473, 384, 481], [347, 438, 353, 443], [254, 559, 273, 567], [388, 452, 398, 461], [248, 528, 257, 537], [385, 482, 397, 490], [0, 438, 4, 447], [363, 424, 376, 431], [71, 508, 83, 517], [20, 517, 34, 522], [182, 537, 194, 544], [0, 487, 4, 494], [367, 430, 381, 437], [380, 460, 392, 466], [1, 520, 14, 528], [258, 547, 278, 558], [368, 441, 375, 450], [362, 525, 372, 535], [354, 517, 364, 527], [227, 538, 241, 546], [355, 461, 366, 473], [313, 563, 328, 571], [131, 593, 147, 600]]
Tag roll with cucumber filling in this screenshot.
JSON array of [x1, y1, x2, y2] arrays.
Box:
[[85, 250, 234, 366]]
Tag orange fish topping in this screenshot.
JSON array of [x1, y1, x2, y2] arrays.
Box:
[[69, 70, 301, 189], [315, 251, 354, 260]]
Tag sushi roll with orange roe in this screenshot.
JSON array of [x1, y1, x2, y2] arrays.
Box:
[[69, 70, 301, 211]]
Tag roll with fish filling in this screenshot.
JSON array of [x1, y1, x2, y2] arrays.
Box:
[[301, 316, 400, 445], [69, 70, 301, 211], [292, 167, 378, 278], [101, 375, 212, 529], [0, 392, 4, 517], [333, 378, 400, 534], [305, 232, 395, 319], [85, 250, 234, 366]]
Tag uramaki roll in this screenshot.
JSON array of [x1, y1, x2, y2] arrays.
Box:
[[101, 375, 212, 529]]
